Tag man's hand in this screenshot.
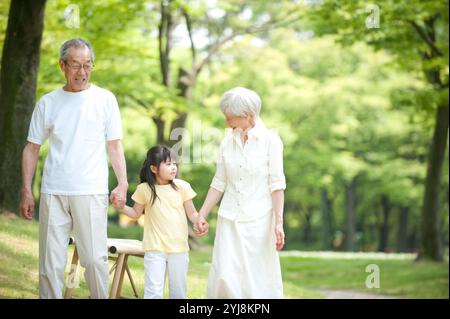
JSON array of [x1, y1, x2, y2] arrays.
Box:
[[20, 142, 41, 221], [107, 140, 128, 211], [20, 188, 35, 220], [110, 184, 127, 211]]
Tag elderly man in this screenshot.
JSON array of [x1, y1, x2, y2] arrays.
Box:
[[19, 38, 128, 299]]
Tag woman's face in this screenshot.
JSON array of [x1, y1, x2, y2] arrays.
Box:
[[224, 112, 254, 131]]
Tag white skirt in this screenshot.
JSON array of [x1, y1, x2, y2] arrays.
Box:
[[207, 213, 283, 299]]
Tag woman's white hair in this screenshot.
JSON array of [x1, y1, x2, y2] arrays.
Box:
[[220, 87, 262, 118]]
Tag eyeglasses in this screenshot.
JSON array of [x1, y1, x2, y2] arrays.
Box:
[[65, 61, 94, 71]]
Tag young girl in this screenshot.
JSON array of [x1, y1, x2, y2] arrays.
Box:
[[112, 145, 208, 299]]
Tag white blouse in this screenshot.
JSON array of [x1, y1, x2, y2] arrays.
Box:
[[211, 120, 286, 222]]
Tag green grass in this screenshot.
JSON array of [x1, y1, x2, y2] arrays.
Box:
[[280, 253, 449, 298], [0, 213, 448, 299]]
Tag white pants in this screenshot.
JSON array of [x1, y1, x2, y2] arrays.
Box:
[[144, 251, 189, 299], [38, 194, 109, 299]]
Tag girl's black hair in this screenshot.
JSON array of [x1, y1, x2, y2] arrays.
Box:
[[139, 145, 178, 206]]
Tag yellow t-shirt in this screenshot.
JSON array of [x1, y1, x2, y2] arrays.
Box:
[[131, 179, 196, 253]]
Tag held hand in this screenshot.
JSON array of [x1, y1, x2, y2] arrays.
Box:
[[275, 222, 285, 251], [194, 215, 209, 237], [20, 189, 35, 220], [110, 185, 127, 211], [111, 194, 125, 211]]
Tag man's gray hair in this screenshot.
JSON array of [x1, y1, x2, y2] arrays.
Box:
[[59, 38, 95, 62], [220, 87, 262, 118]]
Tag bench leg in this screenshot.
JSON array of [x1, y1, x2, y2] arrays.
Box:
[[109, 253, 125, 299], [116, 255, 128, 298], [125, 263, 139, 298]]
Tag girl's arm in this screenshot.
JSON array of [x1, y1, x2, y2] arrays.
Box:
[[184, 199, 208, 237], [119, 202, 145, 220], [183, 199, 199, 224]]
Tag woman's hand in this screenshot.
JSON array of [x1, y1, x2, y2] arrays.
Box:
[[275, 222, 285, 250], [194, 215, 209, 237]]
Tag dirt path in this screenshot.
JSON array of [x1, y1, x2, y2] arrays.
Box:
[[317, 288, 398, 299]]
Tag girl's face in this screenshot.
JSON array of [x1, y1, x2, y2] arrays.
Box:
[[151, 159, 178, 184], [224, 112, 254, 131]]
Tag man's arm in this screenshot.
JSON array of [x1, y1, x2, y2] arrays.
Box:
[[20, 142, 41, 220], [107, 139, 128, 207]]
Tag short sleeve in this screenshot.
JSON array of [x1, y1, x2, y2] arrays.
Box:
[[268, 132, 286, 192], [106, 93, 123, 141], [210, 139, 227, 192], [178, 180, 196, 202], [131, 183, 151, 206], [27, 99, 49, 145]]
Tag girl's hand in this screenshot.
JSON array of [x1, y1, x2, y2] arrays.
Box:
[[111, 193, 125, 211], [194, 215, 209, 237], [275, 222, 285, 251]]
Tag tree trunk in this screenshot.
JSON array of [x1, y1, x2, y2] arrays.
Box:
[[158, 0, 172, 88], [153, 0, 173, 144], [378, 194, 390, 252], [320, 189, 333, 250], [344, 178, 357, 251], [152, 116, 166, 144], [302, 205, 314, 243], [420, 104, 448, 261], [396, 206, 410, 252], [0, 0, 46, 214], [416, 16, 448, 261], [166, 67, 193, 148]]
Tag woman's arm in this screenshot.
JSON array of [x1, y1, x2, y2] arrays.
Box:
[[118, 202, 144, 220], [268, 133, 286, 251], [194, 187, 223, 234], [272, 189, 285, 250], [198, 187, 223, 220]]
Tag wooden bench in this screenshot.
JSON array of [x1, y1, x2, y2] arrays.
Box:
[[64, 238, 145, 299]]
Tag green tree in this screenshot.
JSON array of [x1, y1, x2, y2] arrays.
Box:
[[307, 0, 449, 260], [0, 0, 47, 213]]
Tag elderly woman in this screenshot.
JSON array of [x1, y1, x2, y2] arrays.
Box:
[[196, 87, 286, 299]]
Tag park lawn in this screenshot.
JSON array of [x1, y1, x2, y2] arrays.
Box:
[[0, 214, 448, 299], [280, 253, 449, 299]]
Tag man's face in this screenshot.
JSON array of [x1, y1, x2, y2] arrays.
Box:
[[59, 46, 93, 92]]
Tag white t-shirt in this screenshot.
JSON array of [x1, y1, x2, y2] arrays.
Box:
[[27, 84, 123, 195]]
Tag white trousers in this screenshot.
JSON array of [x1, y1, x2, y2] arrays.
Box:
[[143, 251, 189, 299], [38, 194, 109, 299]]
